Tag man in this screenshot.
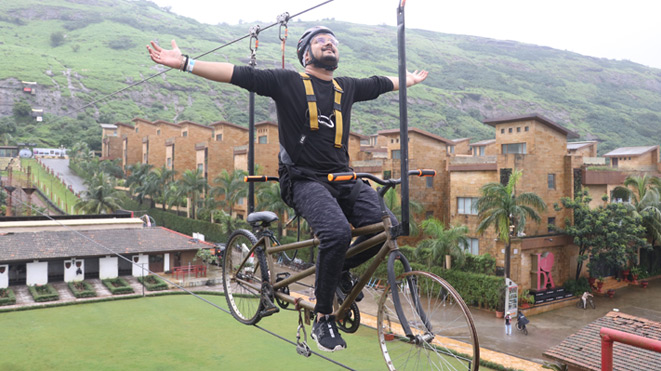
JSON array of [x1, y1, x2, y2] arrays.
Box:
[[147, 26, 427, 352]]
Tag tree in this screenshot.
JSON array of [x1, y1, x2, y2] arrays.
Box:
[[50, 31, 65, 47], [476, 169, 547, 278], [75, 172, 123, 214], [12, 99, 32, 118], [414, 218, 469, 269], [613, 175, 661, 247], [384, 188, 424, 236], [212, 169, 247, 230], [177, 169, 208, 219], [553, 191, 597, 280], [256, 182, 292, 238]]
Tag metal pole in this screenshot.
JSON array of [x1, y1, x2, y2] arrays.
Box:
[[397, 1, 410, 236], [248, 91, 255, 214]]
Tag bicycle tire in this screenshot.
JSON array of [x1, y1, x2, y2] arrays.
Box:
[[589, 298, 595, 309], [377, 270, 479, 371], [273, 235, 298, 264], [523, 327, 528, 336], [223, 229, 268, 325]]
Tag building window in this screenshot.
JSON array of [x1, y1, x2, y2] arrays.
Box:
[[143, 154, 147, 162], [216, 134, 222, 141], [460, 238, 479, 255], [448, 146, 455, 154], [502, 143, 527, 154], [383, 170, 392, 180], [197, 163, 204, 172], [426, 177, 433, 188], [548, 217, 556, 233], [426, 210, 434, 218], [258, 135, 267, 144], [182, 131, 188, 137], [548, 174, 556, 190], [135, 127, 139, 133], [457, 197, 478, 215], [525, 126, 529, 132], [517, 127, 521, 132], [501, 129, 505, 134], [508, 128, 513, 133], [473, 146, 485, 157], [166, 158, 172, 168], [392, 149, 401, 159], [238, 197, 245, 205]]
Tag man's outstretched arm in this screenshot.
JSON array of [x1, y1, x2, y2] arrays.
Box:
[[147, 39, 234, 83], [388, 69, 428, 91]]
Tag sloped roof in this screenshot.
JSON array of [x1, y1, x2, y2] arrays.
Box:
[[567, 141, 597, 150], [0, 227, 213, 262], [544, 311, 661, 371], [484, 114, 580, 139], [470, 139, 496, 147], [603, 146, 658, 157], [378, 128, 453, 144]]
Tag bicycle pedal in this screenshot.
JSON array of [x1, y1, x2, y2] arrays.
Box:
[[259, 298, 280, 317]]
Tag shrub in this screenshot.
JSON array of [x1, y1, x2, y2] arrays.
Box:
[[137, 275, 168, 291], [102, 278, 134, 295], [0, 288, 16, 306], [28, 284, 59, 302], [68, 281, 97, 298], [562, 277, 591, 296], [462, 253, 496, 275], [50, 31, 65, 47]]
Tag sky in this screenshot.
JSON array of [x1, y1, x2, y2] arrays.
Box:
[[151, 0, 661, 69]]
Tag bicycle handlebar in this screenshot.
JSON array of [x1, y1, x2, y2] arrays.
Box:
[[328, 169, 436, 185], [244, 175, 280, 182]]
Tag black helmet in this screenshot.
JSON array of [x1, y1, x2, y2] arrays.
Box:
[[297, 26, 336, 67]]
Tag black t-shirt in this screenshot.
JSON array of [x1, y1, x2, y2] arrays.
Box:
[[231, 67, 394, 173]]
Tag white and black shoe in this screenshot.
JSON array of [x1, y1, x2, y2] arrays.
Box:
[[311, 315, 347, 352]]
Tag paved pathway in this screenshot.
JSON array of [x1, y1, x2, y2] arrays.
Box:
[[39, 158, 87, 195]]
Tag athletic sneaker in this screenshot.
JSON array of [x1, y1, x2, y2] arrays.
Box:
[[338, 270, 364, 302], [311, 315, 347, 352]]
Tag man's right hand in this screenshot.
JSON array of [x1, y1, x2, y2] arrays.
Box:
[[147, 39, 183, 69]]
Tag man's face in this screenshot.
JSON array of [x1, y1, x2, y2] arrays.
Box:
[[307, 33, 339, 67]]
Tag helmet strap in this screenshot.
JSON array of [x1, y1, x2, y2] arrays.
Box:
[[305, 47, 338, 71]]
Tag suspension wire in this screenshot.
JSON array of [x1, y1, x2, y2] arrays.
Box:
[[1, 173, 357, 370], [43, 0, 335, 127]]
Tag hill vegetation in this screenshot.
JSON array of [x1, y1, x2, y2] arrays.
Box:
[[1, 0, 660, 154]]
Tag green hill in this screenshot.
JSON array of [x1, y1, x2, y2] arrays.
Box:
[[1, 0, 659, 154]]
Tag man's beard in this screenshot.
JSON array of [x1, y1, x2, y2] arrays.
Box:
[[313, 54, 338, 71]]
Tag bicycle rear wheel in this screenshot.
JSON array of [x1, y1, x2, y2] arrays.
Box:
[[377, 271, 479, 371], [223, 229, 265, 325]]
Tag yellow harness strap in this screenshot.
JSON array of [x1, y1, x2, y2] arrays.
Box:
[[300, 72, 343, 148]]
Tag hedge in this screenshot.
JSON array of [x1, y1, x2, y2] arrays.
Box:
[[0, 288, 16, 306], [68, 281, 97, 298], [136, 207, 229, 244], [137, 275, 168, 291], [102, 278, 135, 295], [28, 284, 60, 302]]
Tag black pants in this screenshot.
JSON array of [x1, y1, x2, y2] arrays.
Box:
[[291, 179, 397, 314]]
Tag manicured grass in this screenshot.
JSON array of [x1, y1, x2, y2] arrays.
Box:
[[0, 295, 388, 370]]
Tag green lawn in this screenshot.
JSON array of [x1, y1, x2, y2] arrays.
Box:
[[0, 295, 387, 370]]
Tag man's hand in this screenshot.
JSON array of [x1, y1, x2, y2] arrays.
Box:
[[147, 39, 183, 69], [406, 70, 428, 87]]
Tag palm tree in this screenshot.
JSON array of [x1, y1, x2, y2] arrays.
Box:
[[152, 166, 177, 210], [256, 182, 292, 238], [125, 163, 153, 192], [384, 188, 424, 236], [613, 175, 661, 247], [415, 218, 469, 269], [75, 172, 123, 214], [476, 169, 547, 278], [212, 169, 248, 218], [177, 169, 208, 219]]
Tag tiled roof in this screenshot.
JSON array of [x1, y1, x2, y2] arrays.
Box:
[[603, 146, 658, 157], [0, 227, 213, 262], [544, 311, 661, 370]]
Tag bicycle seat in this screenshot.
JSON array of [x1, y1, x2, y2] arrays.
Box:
[[247, 211, 279, 226]]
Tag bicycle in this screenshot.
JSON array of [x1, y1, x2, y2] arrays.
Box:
[[576, 292, 595, 309], [516, 312, 529, 335], [222, 170, 479, 370]]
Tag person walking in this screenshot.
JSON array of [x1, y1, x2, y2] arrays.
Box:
[[146, 26, 428, 353], [505, 313, 512, 335]]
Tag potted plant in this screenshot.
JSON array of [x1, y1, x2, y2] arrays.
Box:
[[641, 280, 649, 288], [519, 289, 535, 309], [621, 267, 631, 281], [630, 266, 643, 283], [596, 277, 605, 292], [607, 288, 615, 298]]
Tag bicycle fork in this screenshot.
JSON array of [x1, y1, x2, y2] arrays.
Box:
[[386, 251, 434, 343]]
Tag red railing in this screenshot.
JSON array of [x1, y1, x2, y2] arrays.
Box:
[[600, 327, 661, 371], [172, 265, 207, 279]]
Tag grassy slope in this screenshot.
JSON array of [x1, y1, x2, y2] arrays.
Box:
[[1, 0, 660, 154]]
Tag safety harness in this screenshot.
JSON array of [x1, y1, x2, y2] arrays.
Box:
[[299, 72, 344, 148]]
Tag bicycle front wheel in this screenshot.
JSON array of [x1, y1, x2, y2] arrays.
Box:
[[223, 229, 264, 325], [377, 271, 479, 371]]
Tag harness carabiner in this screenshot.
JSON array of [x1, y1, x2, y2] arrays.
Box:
[[249, 25, 261, 67], [294, 298, 312, 357], [277, 13, 289, 69]]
